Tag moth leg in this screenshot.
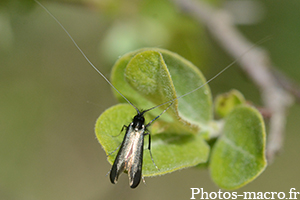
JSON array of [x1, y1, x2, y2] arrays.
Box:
[[105, 170, 110, 177], [106, 142, 122, 157], [142, 176, 146, 185], [145, 103, 173, 128], [112, 125, 127, 137], [144, 131, 159, 170], [107, 125, 127, 157]]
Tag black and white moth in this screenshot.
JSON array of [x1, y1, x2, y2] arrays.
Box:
[[109, 102, 172, 188], [109, 111, 150, 188]]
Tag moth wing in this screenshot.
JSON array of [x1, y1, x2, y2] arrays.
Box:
[[109, 132, 128, 184], [129, 137, 144, 188]]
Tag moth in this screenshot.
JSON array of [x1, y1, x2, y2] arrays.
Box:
[[35, 0, 262, 188], [110, 109, 155, 188], [109, 111, 148, 188]]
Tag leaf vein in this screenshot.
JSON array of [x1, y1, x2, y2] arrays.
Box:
[[222, 136, 255, 160]]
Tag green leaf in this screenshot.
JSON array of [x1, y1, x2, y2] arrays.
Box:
[[209, 105, 267, 190], [95, 104, 210, 176], [111, 48, 212, 132], [214, 89, 246, 118]]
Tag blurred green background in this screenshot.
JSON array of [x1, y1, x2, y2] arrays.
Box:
[[1, 0, 300, 199]]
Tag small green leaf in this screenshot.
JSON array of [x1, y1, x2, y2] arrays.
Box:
[[95, 104, 210, 176], [214, 89, 246, 118], [125, 51, 176, 107], [209, 105, 267, 190]]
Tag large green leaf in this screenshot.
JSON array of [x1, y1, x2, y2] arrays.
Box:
[[209, 105, 267, 189], [95, 104, 210, 176], [111, 48, 212, 132]]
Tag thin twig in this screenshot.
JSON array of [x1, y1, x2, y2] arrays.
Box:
[[171, 0, 294, 163]]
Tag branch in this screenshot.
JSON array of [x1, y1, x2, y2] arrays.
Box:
[[171, 0, 294, 163]]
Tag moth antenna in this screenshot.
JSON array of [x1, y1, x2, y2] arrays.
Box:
[[146, 36, 272, 112], [145, 102, 173, 127], [34, 0, 140, 114]]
